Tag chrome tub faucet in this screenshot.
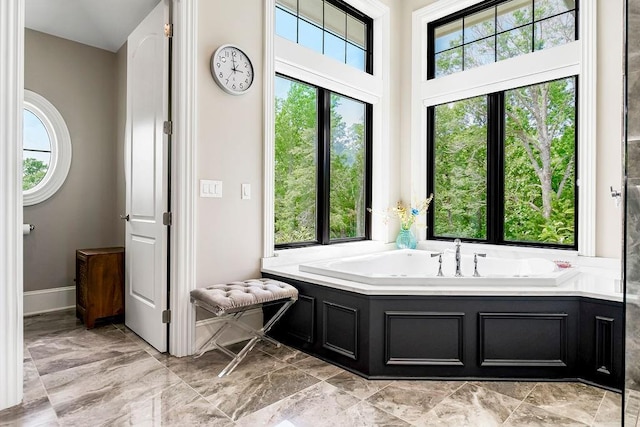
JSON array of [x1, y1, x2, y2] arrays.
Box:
[[454, 239, 462, 277]]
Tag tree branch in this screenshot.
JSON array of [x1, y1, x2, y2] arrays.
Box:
[[505, 109, 543, 178], [557, 158, 575, 199]]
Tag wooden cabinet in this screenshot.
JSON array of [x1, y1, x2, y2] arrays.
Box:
[[76, 247, 124, 329]]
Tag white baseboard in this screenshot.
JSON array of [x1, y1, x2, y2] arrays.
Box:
[[24, 286, 75, 316], [194, 308, 263, 352]]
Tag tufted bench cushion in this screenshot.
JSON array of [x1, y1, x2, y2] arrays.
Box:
[[190, 278, 298, 316]]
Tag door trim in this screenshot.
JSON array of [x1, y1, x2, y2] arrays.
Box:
[[0, 0, 24, 410], [169, 0, 197, 357]]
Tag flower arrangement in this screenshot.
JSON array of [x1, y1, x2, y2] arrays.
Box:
[[370, 194, 434, 230], [393, 194, 434, 230]]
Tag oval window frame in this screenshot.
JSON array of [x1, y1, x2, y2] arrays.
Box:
[[23, 90, 72, 206]]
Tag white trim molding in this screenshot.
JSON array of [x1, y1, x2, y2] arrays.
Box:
[[24, 286, 75, 316], [577, 0, 597, 257], [169, 0, 197, 357], [412, 0, 596, 255], [263, 0, 276, 259], [0, 0, 24, 411], [22, 90, 72, 206]]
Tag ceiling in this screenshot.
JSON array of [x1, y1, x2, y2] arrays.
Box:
[[25, 0, 160, 52]]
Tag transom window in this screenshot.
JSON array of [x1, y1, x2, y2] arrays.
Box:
[[274, 74, 371, 247], [23, 90, 72, 206], [428, 76, 577, 247], [275, 0, 373, 73], [429, 0, 577, 78]]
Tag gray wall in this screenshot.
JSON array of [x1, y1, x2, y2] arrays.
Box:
[[627, 0, 640, 421], [23, 29, 124, 292]]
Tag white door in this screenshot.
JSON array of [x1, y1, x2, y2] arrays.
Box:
[[124, 1, 170, 352]]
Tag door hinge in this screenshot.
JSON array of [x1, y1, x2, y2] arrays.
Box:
[[163, 212, 172, 226], [163, 121, 173, 135], [162, 309, 171, 324], [164, 23, 173, 38]]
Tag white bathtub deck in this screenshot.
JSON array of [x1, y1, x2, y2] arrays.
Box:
[[262, 263, 622, 301], [262, 245, 622, 302]]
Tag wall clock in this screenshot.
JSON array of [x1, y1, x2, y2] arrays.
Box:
[[210, 44, 254, 95]]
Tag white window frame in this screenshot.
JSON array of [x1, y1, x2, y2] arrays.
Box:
[[264, 0, 391, 257], [411, 0, 596, 256], [23, 89, 72, 206]]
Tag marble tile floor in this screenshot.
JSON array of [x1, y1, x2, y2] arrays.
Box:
[[0, 309, 623, 426]]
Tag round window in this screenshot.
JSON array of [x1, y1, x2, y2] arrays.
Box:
[[23, 90, 72, 206]]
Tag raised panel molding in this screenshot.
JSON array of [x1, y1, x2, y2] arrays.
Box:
[[384, 311, 464, 366], [322, 301, 359, 360], [288, 294, 315, 343], [479, 313, 568, 367], [595, 316, 614, 375]]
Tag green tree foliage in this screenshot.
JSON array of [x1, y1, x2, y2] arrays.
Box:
[[23, 157, 48, 191], [274, 78, 366, 244], [433, 96, 488, 239], [330, 95, 366, 240], [504, 78, 575, 245], [275, 80, 318, 244], [433, 79, 576, 245]]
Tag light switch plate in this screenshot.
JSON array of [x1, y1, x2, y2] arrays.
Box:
[[200, 180, 222, 198], [241, 183, 251, 200]]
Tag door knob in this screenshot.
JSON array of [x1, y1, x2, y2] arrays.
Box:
[[120, 214, 130, 221]]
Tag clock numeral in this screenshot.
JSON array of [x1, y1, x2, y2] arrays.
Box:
[[240, 83, 244, 89], [245, 79, 249, 84], [219, 72, 223, 78], [220, 57, 226, 63], [216, 62, 220, 68], [232, 84, 236, 89], [225, 78, 229, 84], [232, 51, 237, 56]]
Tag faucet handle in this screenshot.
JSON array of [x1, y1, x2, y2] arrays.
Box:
[[473, 253, 486, 277], [430, 252, 444, 277]]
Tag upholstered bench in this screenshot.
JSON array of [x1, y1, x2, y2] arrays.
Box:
[[190, 278, 298, 377]]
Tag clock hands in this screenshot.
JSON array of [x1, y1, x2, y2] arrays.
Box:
[[230, 57, 245, 75]]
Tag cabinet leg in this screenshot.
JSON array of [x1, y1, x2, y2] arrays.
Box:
[[85, 316, 95, 329]]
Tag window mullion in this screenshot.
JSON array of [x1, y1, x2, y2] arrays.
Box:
[[317, 88, 332, 244], [487, 92, 505, 244]]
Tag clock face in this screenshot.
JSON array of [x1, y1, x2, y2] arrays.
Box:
[[210, 45, 254, 95]]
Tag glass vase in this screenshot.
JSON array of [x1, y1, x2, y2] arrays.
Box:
[[396, 228, 417, 249]]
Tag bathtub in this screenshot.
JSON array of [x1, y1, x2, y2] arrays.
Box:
[[298, 249, 580, 287]]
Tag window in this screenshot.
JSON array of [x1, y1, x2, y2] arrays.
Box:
[[430, 0, 577, 78], [275, 0, 373, 73], [23, 108, 51, 191], [428, 76, 577, 247], [23, 90, 72, 206], [275, 75, 371, 246]]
